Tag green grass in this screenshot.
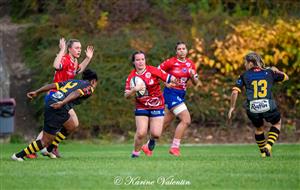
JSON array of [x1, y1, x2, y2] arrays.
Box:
[[0, 143, 299, 190]]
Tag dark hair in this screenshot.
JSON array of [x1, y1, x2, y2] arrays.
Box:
[[175, 41, 187, 50], [244, 52, 265, 68], [82, 69, 98, 81], [131, 51, 146, 67], [66, 39, 80, 52]]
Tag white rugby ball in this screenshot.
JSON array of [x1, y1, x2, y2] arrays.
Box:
[[130, 76, 147, 97]]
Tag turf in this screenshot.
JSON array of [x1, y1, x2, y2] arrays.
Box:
[[0, 143, 299, 190]]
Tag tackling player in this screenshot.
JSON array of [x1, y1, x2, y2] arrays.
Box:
[[125, 51, 177, 158], [26, 38, 94, 159], [228, 52, 289, 157], [11, 69, 98, 161]]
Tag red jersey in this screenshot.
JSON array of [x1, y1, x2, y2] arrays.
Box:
[[53, 54, 80, 83], [125, 65, 172, 110], [159, 56, 196, 90]]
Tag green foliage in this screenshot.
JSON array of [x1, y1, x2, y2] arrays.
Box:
[[9, 1, 300, 132]]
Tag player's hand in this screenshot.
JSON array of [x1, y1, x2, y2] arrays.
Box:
[[85, 46, 94, 59], [134, 83, 145, 92], [27, 91, 38, 100], [189, 68, 198, 80], [270, 66, 280, 73], [228, 107, 235, 120], [50, 101, 64, 109], [59, 38, 66, 52]]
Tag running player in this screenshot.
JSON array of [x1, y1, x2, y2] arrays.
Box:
[[125, 51, 177, 158], [26, 38, 94, 159], [142, 42, 199, 157], [228, 52, 289, 157], [11, 69, 98, 161]]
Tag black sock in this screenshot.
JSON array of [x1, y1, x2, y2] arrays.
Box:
[[47, 128, 68, 152], [255, 133, 266, 153], [16, 140, 43, 158], [148, 138, 156, 151], [267, 127, 280, 146]]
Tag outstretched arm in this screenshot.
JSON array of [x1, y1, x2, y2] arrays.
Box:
[[27, 83, 57, 99], [77, 46, 94, 74], [50, 90, 81, 109], [228, 90, 239, 120], [53, 38, 66, 70]]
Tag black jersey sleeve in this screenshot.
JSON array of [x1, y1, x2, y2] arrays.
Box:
[[233, 75, 244, 92], [271, 70, 286, 82]]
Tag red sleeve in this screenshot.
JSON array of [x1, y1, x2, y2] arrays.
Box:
[[125, 71, 134, 91], [159, 58, 172, 72], [149, 66, 172, 83], [59, 56, 68, 70]]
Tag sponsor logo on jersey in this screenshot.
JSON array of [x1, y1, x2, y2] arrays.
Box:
[[182, 68, 187, 73], [186, 62, 191, 67], [149, 79, 154, 85], [145, 72, 151, 78]]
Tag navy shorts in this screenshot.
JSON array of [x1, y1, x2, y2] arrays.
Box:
[[163, 87, 186, 110], [135, 109, 165, 117], [246, 108, 281, 128], [43, 99, 70, 135]]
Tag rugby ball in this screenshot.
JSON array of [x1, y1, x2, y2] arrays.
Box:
[[130, 76, 147, 97]]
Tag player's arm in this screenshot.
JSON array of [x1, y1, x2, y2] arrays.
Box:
[[50, 90, 82, 109], [27, 83, 57, 100], [189, 68, 199, 86], [124, 84, 145, 99], [270, 66, 289, 81], [53, 38, 66, 70], [77, 46, 94, 74], [228, 89, 240, 120]]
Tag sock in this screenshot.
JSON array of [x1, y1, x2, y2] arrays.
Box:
[[255, 133, 266, 153], [148, 138, 156, 151], [267, 127, 280, 147], [16, 140, 43, 158], [47, 128, 68, 152], [171, 138, 181, 149]]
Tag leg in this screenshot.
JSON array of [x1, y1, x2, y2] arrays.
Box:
[[12, 131, 55, 161], [163, 108, 175, 131], [265, 119, 281, 152], [169, 103, 191, 156], [26, 131, 44, 159], [255, 126, 267, 157], [147, 116, 164, 151], [132, 116, 149, 157], [46, 115, 77, 153]]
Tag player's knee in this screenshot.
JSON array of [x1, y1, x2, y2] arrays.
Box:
[[181, 117, 191, 127], [136, 132, 146, 140], [255, 126, 264, 134]]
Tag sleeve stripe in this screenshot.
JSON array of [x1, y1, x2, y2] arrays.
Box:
[[77, 89, 84, 96], [283, 73, 288, 81], [166, 74, 171, 83], [55, 83, 59, 90], [232, 87, 241, 93]]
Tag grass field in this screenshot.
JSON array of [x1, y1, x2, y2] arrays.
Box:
[[0, 143, 299, 190]]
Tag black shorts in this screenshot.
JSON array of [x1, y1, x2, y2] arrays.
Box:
[[246, 108, 281, 128], [43, 100, 70, 135]]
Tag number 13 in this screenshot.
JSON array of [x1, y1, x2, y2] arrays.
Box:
[[251, 80, 267, 98]]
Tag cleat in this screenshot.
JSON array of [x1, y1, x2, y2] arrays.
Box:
[[261, 152, 266, 158], [26, 153, 38, 159], [11, 154, 25, 162], [131, 154, 139, 158], [41, 148, 57, 159], [169, 147, 180, 157], [141, 145, 153, 156], [52, 146, 61, 158], [263, 144, 272, 157]]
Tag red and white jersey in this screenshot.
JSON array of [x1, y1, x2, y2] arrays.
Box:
[[159, 56, 196, 90], [125, 65, 172, 110], [53, 54, 80, 83]]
